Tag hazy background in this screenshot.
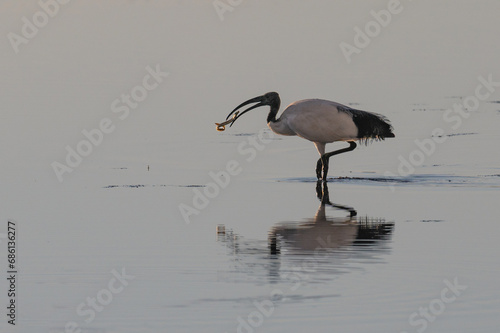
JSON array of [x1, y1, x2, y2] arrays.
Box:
[[2, 0, 500, 183], [1, 1, 499, 332]]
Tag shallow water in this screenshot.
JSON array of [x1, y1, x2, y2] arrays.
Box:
[[10, 142, 500, 332], [2, 1, 500, 332]]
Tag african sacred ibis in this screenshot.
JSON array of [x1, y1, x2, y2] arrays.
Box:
[[221, 92, 395, 181]]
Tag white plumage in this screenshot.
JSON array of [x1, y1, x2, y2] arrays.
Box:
[[223, 92, 395, 181]]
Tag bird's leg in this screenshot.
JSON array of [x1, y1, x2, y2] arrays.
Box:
[[315, 158, 323, 179], [315, 180, 324, 202], [314, 156, 329, 180], [321, 155, 330, 181], [321, 142, 357, 181], [316, 181, 357, 217]]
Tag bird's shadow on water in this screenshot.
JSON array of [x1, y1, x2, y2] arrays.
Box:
[[277, 175, 411, 186], [268, 182, 393, 255], [277, 173, 500, 188], [216, 182, 394, 286]]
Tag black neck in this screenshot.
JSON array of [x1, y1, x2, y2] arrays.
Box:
[[266, 102, 280, 123]]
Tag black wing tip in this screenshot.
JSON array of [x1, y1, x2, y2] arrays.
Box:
[[338, 105, 395, 143], [358, 135, 392, 145]]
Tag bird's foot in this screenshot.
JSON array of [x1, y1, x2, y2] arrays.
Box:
[[322, 170, 329, 183], [316, 175, 328, 183]]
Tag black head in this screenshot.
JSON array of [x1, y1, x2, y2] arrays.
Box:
[[226, 92, 281, 126]]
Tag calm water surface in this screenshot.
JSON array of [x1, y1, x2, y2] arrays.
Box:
[[2, 1, 500, 332], [15, 140, 500, 332]]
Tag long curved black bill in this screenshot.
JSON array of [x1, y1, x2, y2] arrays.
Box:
[[225, 95, 266, 127]]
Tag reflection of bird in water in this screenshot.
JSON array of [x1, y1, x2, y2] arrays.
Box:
[[268, 182, 393, 254], [216, 182, 394, 283]]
